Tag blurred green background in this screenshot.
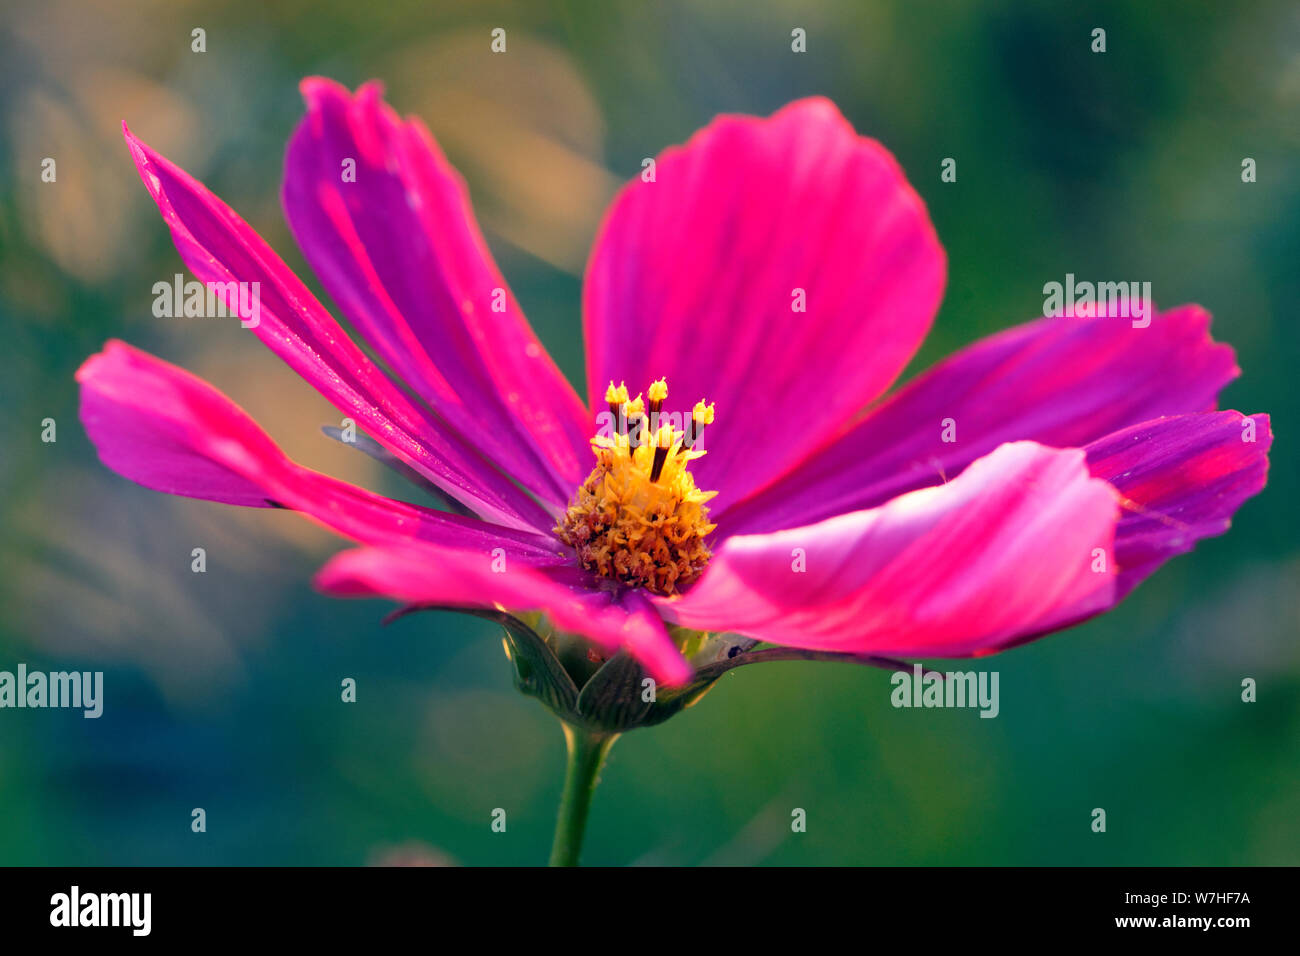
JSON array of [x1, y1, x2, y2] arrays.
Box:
[[0, 0, 1295, 865]]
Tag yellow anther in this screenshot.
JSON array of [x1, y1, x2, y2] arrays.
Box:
[[647, 378, 669, 416], [682, 400, 716, 450], [625, 394, 647, 456], [605, 381, 632, 435]]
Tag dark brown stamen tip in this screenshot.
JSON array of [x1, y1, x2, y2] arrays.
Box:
[[627, 416, 644, 456], [650, 443, 671, 482], [680, 421, 705, 453], [610, 404, 631, 436]]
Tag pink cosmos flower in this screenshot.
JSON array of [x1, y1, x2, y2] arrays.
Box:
[[78, 79, 1271, 693]]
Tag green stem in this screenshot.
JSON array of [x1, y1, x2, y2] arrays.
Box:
[[548, 724, 617, 867]]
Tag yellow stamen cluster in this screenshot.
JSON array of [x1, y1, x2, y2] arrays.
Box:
[[557, 380, 717, 595]]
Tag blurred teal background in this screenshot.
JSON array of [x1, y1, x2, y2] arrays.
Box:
[[0, 0, 1296, 865]]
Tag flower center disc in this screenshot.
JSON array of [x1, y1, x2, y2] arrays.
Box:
[[556, 379, 717, 595]]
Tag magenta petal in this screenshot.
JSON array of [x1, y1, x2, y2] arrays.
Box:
[[583, 97, 945, 513], [283, 79, 592, 504], [659, 442, 1119, 658], [78, 340, 280, 508], [123, 123, 552, 534], [77, 341, 565, 562], [1086, 411, 1272, 598], [720, 305, 1240, 536], [316, 546, 692, 685]]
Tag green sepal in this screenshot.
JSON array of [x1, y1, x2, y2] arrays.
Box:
[[574, 650, 654, 731], [384, 603, 917, 733], [499, 615, 580, 717]]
